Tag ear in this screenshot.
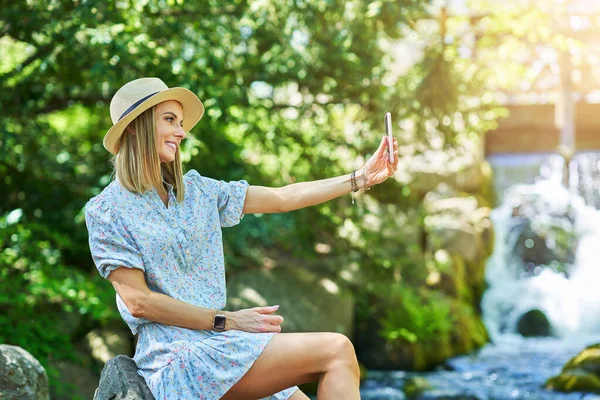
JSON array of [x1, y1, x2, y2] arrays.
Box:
[[126, 123, 136, 135]]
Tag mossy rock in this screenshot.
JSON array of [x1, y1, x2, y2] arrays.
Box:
[[546, 372, 600, 393], [451, 303, 488, 354], [546, 343, 600, 393], [434, 255, 471, 303], [516, 309, 552, 337], [403, 376, 432, 398], [563, 344, 600, 375]]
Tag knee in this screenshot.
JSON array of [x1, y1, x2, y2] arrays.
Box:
[[326, 333, 359, 375]]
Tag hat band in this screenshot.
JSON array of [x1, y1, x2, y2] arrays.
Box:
[[118, 91, 160, 121]]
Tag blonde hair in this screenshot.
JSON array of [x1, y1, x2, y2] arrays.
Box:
[[112, 107, 185, 203]]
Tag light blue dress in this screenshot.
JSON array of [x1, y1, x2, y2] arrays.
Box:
[[85, 169, 299, 399]]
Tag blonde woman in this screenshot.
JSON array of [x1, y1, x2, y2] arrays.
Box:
[[85, 77, 399, 400]]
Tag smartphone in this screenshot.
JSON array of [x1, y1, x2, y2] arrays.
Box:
[[384, 112, 394, 163]]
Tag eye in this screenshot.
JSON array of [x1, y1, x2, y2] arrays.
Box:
[[166, 117, 174, 123]]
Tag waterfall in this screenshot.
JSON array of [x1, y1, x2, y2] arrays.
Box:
[[482, 152, 600, 340]]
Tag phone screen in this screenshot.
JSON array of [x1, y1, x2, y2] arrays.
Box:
[[384, 112, 394, 163]]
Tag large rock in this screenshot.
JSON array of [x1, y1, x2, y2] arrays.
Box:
[[423, 185, 494, 306], [94, 355, 154, 400], [516, 309, 553, 337], [546, 343, 600, 394], [508, 187, 577, 277], [227, 267, 354, 338], [0, 344, 49, 400]]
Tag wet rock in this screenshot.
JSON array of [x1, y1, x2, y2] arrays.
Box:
[[0, 344, 49, 400], [509, 193, 577, 277], [94, 355, 154, 400], [516, 309, 553, 337], [546, 343, 600, 394]]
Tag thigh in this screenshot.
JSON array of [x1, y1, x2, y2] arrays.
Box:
[[288, 389, 311, 399], [220, 332, 351, 400]]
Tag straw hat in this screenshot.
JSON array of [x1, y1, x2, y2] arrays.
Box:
[[104, 77, 205, 155]]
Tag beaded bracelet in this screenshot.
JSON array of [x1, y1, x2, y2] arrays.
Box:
[[350, 171, 359, 204]]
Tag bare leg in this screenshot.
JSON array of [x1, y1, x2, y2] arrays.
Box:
[[220, 332, 360, 400], [289, 389, 311, 399]]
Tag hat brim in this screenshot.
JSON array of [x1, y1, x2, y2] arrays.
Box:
[[103, 87, 205, 155]]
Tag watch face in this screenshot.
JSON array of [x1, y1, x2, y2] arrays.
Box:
[[214, 314, 226, 330]]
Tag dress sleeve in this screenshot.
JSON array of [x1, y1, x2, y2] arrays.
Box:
[[84, 198, 145, 279], [187, 169, 249, 228]]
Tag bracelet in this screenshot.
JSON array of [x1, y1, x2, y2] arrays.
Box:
[[352, 171, 360, 192], [362, 167, 370, 191], [350, 171, 359, 204]]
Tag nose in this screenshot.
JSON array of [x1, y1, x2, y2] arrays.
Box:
[[174, 126, 186, 140]]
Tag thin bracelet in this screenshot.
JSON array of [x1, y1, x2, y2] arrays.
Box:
[[351, 171, 355, 204], [362, 167, 370, 191]]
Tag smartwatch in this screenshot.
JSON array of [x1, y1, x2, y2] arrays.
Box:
[[213, 313, 226, 332]]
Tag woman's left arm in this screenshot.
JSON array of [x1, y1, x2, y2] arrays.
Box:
[[243, 136, 398, 214]]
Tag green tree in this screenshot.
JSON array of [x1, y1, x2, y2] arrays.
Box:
[[0, 0, 508, 395]]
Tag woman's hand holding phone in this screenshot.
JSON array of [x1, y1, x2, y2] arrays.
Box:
[[360, 112, 399, 189]]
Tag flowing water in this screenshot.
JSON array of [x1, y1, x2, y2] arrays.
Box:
[[354, 153, 600, 400]]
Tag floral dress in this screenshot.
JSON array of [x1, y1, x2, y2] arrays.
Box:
[[85, 169, 299, 400]]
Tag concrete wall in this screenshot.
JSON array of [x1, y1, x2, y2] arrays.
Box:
[[485, 103, 600, 155]]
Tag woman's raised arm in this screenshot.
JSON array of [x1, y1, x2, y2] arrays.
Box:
[[242, 135, 398, 214]]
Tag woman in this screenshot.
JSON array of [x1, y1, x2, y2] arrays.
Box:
[[85, 77, 399, 400]]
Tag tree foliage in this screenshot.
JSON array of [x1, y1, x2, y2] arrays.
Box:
[[0, 0, 508, 392]]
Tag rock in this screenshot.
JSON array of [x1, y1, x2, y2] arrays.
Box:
[[512, 222, 574, 275], [94, 355, 154, 400], [516, 309, 553, 337], [508, 188, 577, 277], [227, 267, 354, 338], [423, 186, 494, 306], [404, 376, 432, 398], [546, 343, 600, 394], [0, 344, 49, 400]]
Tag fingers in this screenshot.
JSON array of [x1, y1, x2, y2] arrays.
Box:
[[386, 160, 395, 176], [256, 305, 280, 314], [376, 135, 387, 156], [390, 138, 399, 171], [266, 315, 284, 325], [263, 311, 283, 333]]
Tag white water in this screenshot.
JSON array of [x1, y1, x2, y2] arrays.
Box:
[[483, 153, 600, 340]]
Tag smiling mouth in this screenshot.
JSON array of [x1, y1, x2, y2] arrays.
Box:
[[166, 142, 177, 151]]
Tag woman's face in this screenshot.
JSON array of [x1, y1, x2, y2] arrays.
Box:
[[154, 100, 186, 163]]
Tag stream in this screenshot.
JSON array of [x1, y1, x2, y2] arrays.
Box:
[[353, 153, 600, 400]]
